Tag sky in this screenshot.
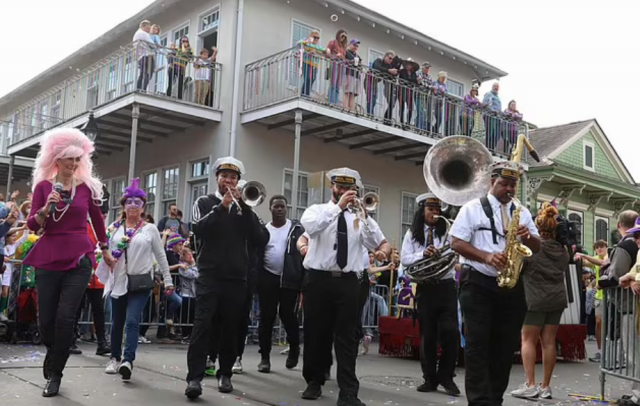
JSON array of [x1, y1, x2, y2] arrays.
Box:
[[1, 0, 638, 178]]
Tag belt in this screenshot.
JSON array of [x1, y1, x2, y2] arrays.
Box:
[[308, 269, 359, 279]]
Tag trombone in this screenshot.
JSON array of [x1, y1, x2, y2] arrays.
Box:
[[231, 180, 266, 214]]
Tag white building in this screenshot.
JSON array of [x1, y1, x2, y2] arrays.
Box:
[[0, 0, 517, 242]]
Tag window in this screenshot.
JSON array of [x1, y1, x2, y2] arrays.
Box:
[[110, 178, 126, 223], [447, 78, 464, 98], [173, 24, 190, 46], [595, 216, 609, 244], [199, 9, 219, 33], [86, 70, 100, 109], [122, 54, 134, 93], [106, 62, 119, 101], [284, 169, 309, 220], [567, 210, 583, 246], [191, 159, 210, 179], [401, 192, 418, 239], [153, 36, 169, 93], [363, 184, 380, 221], [51, 91, 61, 120], [144, 172, 158, 219], [291, 20, 319, 47], [584, 141, 595, 171], [162, 167, 180, 214], [39, 100, 49, 129], [368, 49, 384, 67]]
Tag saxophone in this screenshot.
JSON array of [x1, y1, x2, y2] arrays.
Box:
[[496, 196, 532, 288]]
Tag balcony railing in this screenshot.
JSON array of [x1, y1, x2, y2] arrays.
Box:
[[7, 41, 222, 146], [244, 45, 526, 157]]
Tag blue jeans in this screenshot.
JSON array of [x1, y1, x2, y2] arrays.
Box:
[[110, 291, 150, 363]]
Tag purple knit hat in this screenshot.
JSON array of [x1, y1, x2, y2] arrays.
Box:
[[167, 233, 185, 249], [123, 178, 147, 200]]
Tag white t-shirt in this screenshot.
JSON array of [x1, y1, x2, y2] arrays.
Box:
[[264, 220, 292, 276]]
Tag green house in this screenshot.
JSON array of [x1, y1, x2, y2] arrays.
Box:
[[526, 119, 640, 252]]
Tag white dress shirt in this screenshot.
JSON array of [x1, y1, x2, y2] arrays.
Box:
[[132, 28, 153, 58], [401, 225, 455, 280], [301, 201, 384, 272], [449, 193, 538, 277]]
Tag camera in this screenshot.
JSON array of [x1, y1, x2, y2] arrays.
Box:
[[556, 214, 580, 261]]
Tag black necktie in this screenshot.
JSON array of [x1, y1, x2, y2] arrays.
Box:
[[337, 211, 348, 270], [427, 227, 434, 247]]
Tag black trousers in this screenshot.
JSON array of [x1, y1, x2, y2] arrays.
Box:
[[417, 279, 459, 383], [303, 270, 360, 397], [186, 277, 246, 381], [459, 267, 526, 406], [36, 257, 92, 379], [258, 270, 300, 356], [74, 288, 107, 344], [355, 275, 371, 342], [209, 282, 255, 362]]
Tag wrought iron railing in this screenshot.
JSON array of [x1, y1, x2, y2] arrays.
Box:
[[244, 45, 526, 157], [6, 41, 223, 146]]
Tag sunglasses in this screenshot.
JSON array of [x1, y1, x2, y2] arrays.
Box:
[[124, 198, 145, 209]]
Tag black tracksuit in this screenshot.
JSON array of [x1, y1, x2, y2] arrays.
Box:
[[186, 194, 269, 382], [257, 220, 305, 357]]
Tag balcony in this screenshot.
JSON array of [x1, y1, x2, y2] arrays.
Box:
[[7, 41, 223, 158], [242, 46, 526, 165]]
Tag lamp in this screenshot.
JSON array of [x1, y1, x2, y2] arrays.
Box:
[[82, 112, 100, 141]]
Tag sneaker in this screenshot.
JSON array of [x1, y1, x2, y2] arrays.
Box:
[[205, 358, 216, 376], [539, 386, 552, 399], [232, 358, 243, 374], [589, 352, 601, 363], [361, 336, 372, 355], [138, 336, 151, 344], [105, 358, 120, 375], [166, 319, 174, 326], [280, 346, 290, 355], [0, 313, 8, 322], [511, 383, 540, 399], [118, 361, 132, 380]]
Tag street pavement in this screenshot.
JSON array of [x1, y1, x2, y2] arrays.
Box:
[[0, 339, 631, 406]]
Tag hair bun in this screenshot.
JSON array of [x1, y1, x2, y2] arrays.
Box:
[[538, 202, 558, 218]]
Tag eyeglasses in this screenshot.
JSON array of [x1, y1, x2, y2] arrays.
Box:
[[124, 198, 145, 209]]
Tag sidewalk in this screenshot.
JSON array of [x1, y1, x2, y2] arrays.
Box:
[[0, 340, 629, 406]]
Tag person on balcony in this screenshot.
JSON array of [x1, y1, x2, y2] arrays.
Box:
[[511, 203, 568, 400], [398, 58, 419, 129], [194, 48, 217, 106], [299, 31, 323, 98], [167, 36, 193, 100], [326, 29, 348, 107], [433, 72, 449, 135], [461, 84, 482, 136], [133, 20, 154, 92], [344, 39, 362, 114], [503, 100, 523, 155], [482, 82, 503, 154], [416, 62, 434, 132], [372, 51, 400, 126]]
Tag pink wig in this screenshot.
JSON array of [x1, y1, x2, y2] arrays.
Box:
[[32, 128, 104, 204]]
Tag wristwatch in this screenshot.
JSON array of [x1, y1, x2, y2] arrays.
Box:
[[37, 209, 46, 218]]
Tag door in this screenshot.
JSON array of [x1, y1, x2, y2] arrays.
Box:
[[187, 181, 209, 227]]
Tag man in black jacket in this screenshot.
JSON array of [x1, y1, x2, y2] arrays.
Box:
[[257, 194, 305, 373], [184, 157, 269, 399], [372, 51, 401, 125]]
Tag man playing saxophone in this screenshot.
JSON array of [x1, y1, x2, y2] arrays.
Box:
[[449, 161, 540, 406], [401, 193, 460, 396]]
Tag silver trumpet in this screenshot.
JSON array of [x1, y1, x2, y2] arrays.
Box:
[[348, 192, 379, 232], [231, 180, 267, 214]]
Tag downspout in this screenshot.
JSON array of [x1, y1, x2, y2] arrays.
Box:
[[229, 0, 244, 157]]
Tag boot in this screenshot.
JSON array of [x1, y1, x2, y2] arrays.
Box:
[[286, 345, 300, 369], [96, 342, 110, 356], [258, 355, 271, 373], [42, 377, 61, 397], [43, 347, 54, 380]]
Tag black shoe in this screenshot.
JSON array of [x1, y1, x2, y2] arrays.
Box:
[[43, 349, 53, 380], [258, 357, 271, 373], [440, 379, 461, 396], [69, 345, 82, 355], [417, 380, 439, 393], [96, 343, 111, 356], [337, 395, 366, 406], [286, 346, 300, 369], [302, 381, 322, 400], [42, 378, 61, 397], [185, 381, 202, 399], [324, 367, 331, 381], [218, 375, 233, 393]]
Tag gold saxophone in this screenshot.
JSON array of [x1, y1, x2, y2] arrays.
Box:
[[496, 134, 537, 289]]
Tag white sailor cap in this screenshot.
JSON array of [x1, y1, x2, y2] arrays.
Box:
[[326, 167, 361, 186], [237, 180, 247, 189], [356, 179, 364, 190], [490, 160, 523, 180], [213, 156, 245, 176], [416, 192, 441, 207]]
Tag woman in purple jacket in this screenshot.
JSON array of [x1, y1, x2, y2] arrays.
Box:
[[24, 128, 114, 397]]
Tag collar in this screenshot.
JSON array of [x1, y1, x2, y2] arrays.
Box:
[[487, 193, 512, 211], [215, 190, 224, 200]]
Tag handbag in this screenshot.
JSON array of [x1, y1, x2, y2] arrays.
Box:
[[127, 272, 154, 292]]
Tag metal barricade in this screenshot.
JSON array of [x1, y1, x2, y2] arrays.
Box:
[[1, 260, 40, 344], [600, 285, 640, 400]]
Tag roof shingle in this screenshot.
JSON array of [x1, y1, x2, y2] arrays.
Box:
[[527, 120, 594, 166]]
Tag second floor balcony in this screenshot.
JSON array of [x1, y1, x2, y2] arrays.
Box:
[[243, 45, 527, 165], [5, 41, 223, 156]]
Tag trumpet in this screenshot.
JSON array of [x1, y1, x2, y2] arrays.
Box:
[[348, 192, 379, 232], [231, 180, 266, 214]]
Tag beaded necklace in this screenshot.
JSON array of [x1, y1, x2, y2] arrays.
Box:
[[51, 177, 76, 223], [107, 219, 145, 261]]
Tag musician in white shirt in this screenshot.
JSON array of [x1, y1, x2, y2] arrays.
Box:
[[299, 168, 389, 406], [401, 193, 460, 396], [449, 161, 540, 406]]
